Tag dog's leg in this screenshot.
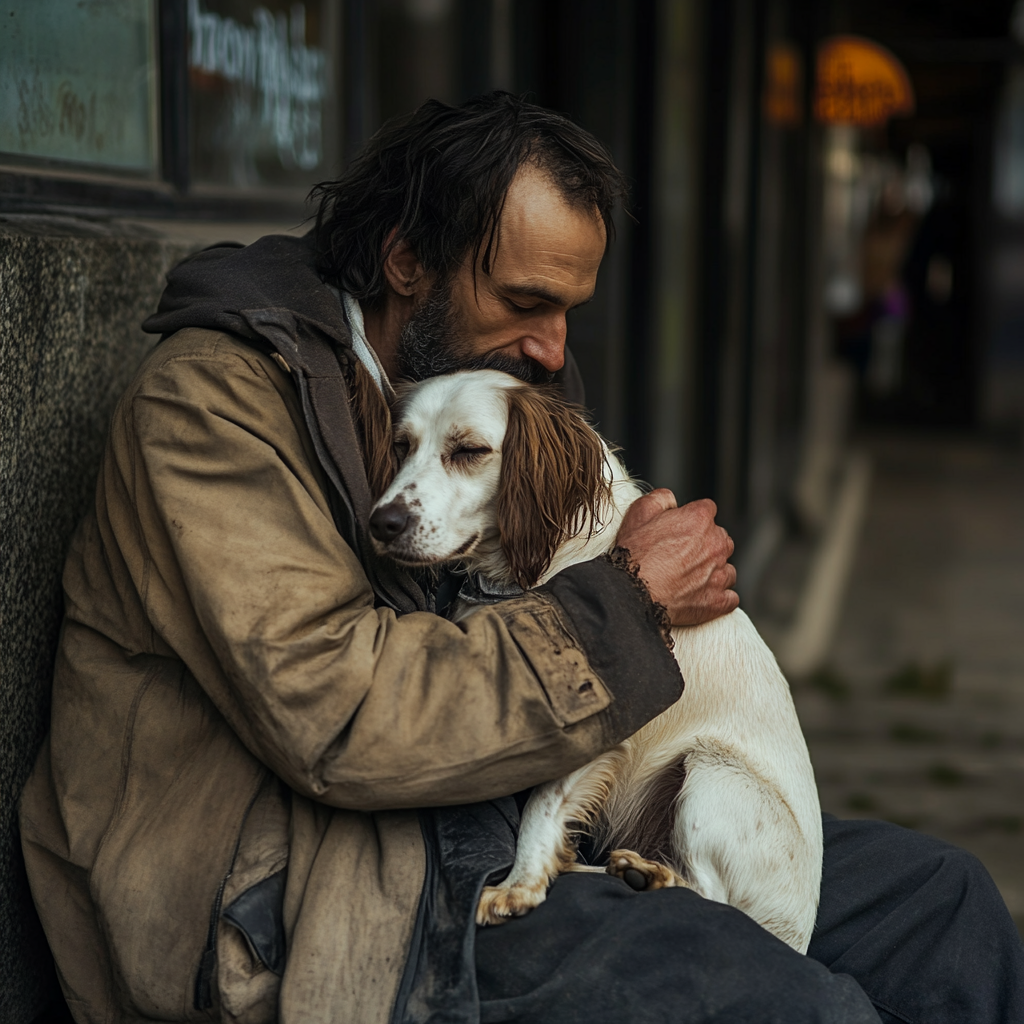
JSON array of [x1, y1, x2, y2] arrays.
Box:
[[476, 749, 625, 926], [671, 740, 821, 953]]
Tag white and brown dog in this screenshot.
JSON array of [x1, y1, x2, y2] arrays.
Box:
[[369, 370, 822, 953]]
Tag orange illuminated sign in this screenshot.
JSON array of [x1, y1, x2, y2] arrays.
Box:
[[814, 36, 914, 127]]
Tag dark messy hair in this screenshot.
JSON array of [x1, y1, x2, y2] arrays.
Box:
[[309, 91, 629, 307]]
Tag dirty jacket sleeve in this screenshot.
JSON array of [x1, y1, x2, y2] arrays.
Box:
[[100, 330, 681, 811]]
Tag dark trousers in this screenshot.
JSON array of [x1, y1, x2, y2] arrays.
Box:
[[475, 815, 1024, 1023]]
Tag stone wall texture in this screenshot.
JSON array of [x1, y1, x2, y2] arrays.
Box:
[[0, 218, 195, 1022]]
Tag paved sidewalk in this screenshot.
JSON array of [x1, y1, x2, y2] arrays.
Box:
[[754, 430, 1024, 935]]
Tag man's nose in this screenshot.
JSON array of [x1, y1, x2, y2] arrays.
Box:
[[521, 315, 567, 372], [370, 500, 412, 542]]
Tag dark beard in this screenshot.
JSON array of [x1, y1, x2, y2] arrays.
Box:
[[396, 279, 553, 386]]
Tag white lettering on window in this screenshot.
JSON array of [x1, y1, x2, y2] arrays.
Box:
[[188, 0, 328, 172]]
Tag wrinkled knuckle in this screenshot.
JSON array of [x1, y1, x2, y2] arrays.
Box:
[[695, 504, 716, 526]]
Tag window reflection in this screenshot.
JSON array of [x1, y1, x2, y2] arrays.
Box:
[[188, 0, 340, 189]]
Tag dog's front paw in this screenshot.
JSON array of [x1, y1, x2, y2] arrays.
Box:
[[607, 849, 686, 891], [476, 881, 548, 926]]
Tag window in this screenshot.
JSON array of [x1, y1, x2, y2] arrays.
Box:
[[0, 0, 158, 174], [0, 0, 345, 217]]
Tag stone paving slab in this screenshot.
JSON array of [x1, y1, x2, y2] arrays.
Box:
[[753, 431, 1024, 935]]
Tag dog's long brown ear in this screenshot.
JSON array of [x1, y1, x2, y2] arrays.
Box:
[[349, 360, 397, 500], [498, 385, 611, 589]]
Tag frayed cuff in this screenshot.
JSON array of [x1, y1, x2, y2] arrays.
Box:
[[600, 547, 674, 650]]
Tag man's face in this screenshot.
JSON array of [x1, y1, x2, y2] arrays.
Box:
[[396, 162, 607, 383]]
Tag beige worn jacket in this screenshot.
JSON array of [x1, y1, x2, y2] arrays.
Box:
[[20, 325, 680, 1024]]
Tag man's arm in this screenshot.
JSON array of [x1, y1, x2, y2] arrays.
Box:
[[96, 335, 681, 811]]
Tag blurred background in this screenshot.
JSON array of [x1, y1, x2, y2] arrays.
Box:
[[2, 0, 1024, 1019]]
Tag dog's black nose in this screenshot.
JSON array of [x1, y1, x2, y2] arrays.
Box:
[[370, 503, 410, 542]]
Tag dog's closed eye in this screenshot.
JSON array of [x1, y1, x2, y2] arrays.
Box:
[[443, 428, 494, 470], [448, 445, 493, 468]]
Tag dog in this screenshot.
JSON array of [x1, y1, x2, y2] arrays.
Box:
[[368, 369, 822, 953]]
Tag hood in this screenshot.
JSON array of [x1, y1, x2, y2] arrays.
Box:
[[142, 231, 350, 348]]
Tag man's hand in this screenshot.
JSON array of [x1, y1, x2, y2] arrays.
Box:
[[615, 491, 738, 626]]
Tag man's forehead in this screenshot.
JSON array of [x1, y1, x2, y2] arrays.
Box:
[[478, 178, 604, 298], [492, 167, 605, 261]]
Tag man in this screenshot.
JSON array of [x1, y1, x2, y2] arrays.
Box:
[[20, 93, 1022, 1024]]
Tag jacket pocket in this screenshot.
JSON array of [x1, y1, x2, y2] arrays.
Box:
[[223, 868, 287, 976], [218, 912, 281, 1024], [210, 775, 291, 1023], [502, 595, 613, 726]]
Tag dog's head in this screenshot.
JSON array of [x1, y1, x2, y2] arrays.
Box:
[[369, 370, 610, 589]]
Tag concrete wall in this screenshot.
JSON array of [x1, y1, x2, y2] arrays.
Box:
[[0, 217, 197, 1021]]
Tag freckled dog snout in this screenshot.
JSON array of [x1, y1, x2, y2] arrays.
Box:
[[370, 502, 413, 543]]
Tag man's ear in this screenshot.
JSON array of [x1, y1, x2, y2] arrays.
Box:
[[382, 236, 432, 298], [497, 386, 610, 590]]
